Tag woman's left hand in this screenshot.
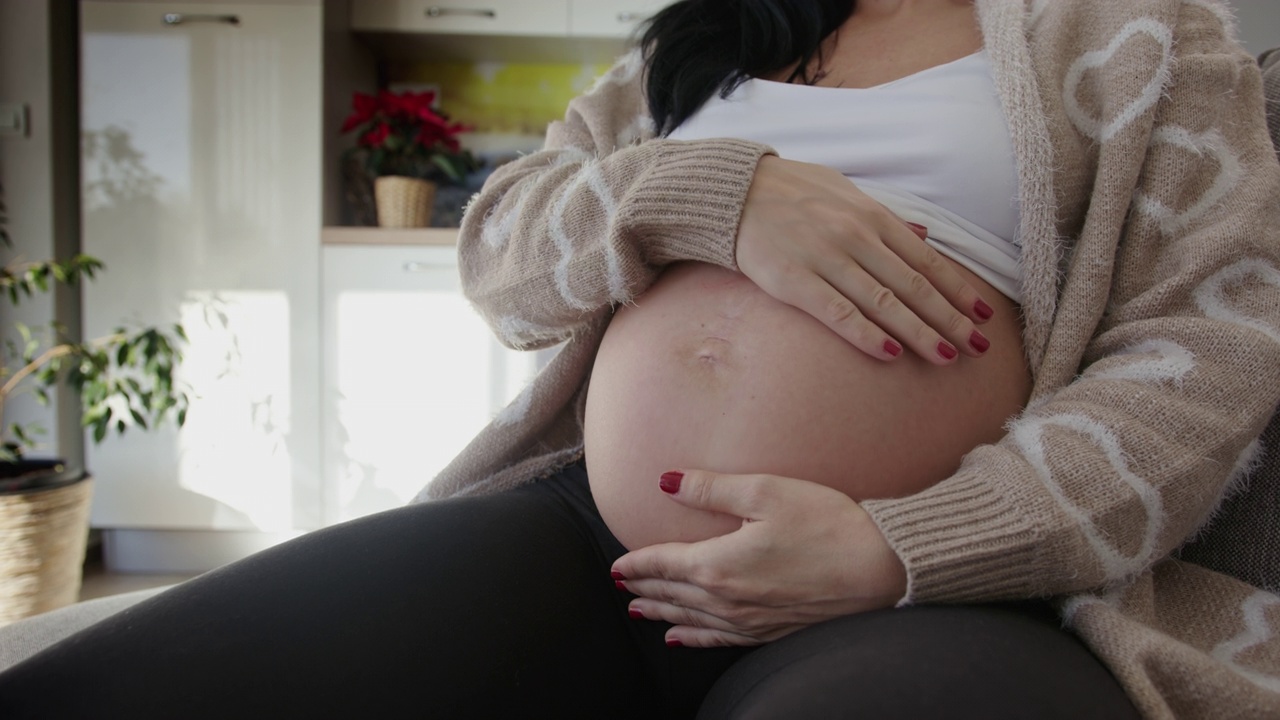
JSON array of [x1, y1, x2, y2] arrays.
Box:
[[610, 470, 908, 648]]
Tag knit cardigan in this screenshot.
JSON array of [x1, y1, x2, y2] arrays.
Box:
[[416, 0, 1280, 716]]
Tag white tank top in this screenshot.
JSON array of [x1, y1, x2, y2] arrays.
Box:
[[667, 51, 1023, 301]]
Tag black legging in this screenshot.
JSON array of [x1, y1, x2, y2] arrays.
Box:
[[0, 461, 1140, 719]]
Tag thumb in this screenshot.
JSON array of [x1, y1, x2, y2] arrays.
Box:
[[658, 469, 777, 520]]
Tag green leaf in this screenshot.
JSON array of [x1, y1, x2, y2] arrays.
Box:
[[93, 418, 108, 443], [130, 408, 147, 430]]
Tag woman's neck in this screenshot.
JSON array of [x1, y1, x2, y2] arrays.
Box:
[[776, 0, 982, 88]]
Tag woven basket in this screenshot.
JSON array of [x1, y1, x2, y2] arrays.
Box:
[[0, 475, 93, 627], [374, 176, 437, 228]]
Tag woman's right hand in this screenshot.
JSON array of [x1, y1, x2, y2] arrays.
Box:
[[735, 155, 995, 365]]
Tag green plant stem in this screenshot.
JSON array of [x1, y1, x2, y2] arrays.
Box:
[[0, 332, 127, 415]]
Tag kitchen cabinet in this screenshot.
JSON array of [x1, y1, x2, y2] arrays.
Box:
[[568, 0, 671, 38], [321, 244, 540, 523], [351, 0, 571, 37], [81, 2, 323, 539], [351, 0, 675, 41]]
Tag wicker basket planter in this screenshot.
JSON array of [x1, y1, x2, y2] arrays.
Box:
[[0, 466, 92, 627], [374, 176, 437, 228]]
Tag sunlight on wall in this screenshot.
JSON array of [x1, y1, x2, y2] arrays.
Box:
[[178, 291, 294, 530], [329, 289, 537, 522]]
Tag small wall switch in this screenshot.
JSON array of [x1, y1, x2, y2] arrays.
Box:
[[0, 103, 29, 138]]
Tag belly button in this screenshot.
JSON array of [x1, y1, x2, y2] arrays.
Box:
[[691, 336, 733, 368]]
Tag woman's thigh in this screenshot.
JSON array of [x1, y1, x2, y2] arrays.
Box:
[[0, 481, 658, 719], [698, 602, 1140, 720]]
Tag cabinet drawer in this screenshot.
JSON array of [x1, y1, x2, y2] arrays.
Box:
[[568, 0, 671, 38], [351, 0, 570, 37]]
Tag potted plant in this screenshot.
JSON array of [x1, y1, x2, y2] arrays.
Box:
[[0, 180, 189, 624], [341, 89, 475, 228]]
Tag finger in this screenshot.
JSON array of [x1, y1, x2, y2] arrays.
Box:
[[836, 225, 989, 361], [665, 626, 767, 649], [655, 469, 787, 518], [767, 269, 909, 361], [613, 541, 702, 586], [628, 599, 742, 634], [892, 221, 996, 326], [880, 222, 998, 351], [811, 252, 961, 365], [612, 527, 746, 587]]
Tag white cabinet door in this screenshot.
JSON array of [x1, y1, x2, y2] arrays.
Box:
[[568, 0, 672, 38], [81, 2, 323, 533], [321, 245, 539, 524], [351, 0, 570, 37]]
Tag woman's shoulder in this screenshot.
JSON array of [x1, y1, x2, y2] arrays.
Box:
[[1030, 0, 1237, 45]]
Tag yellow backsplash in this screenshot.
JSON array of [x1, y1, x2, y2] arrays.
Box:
[[394, 61, 614, 136]]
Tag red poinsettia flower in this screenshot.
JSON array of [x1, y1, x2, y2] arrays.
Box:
[[360, 121, 390, 148], [341, 89, 473, 181], [341, 92, 379, 134]]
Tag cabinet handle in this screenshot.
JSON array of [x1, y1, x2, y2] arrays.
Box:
[[617, 12, 645, 23], [162, 13, 240, 27], [403, 262, 434, 273], [424, 7, 497, 19]]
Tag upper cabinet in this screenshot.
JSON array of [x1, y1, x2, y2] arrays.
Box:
[[351, 0, 672, 39], [351, 0, 571, 37], [568, 0, 672, 38]]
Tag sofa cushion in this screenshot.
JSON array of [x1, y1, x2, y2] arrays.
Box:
[[0, 586, 170, 672]]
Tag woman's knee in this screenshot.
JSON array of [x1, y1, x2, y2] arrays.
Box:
[[698, 603, 1140, 720]]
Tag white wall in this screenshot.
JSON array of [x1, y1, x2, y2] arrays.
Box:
[[1230, 0, 1280, 55], [0, 0, 83, 468]]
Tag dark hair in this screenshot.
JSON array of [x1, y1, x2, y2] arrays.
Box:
[[640, 0, 855, 136]]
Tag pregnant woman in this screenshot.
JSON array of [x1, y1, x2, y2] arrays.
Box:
[[3, 0, 1279, 718]]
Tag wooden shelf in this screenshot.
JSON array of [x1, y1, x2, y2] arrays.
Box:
[[322, 227, 460, 246]]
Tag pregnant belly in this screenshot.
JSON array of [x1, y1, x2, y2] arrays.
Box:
[[584, 261, 1031, 551]]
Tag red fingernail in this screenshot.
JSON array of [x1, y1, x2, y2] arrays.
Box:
[[611, 570, 626, 581], [883, 339, 902, 358], [615, 580, 628, 591], [938, 341, 958, 360], [974, 299, 994, 321], [969, 330, 990, 354], [628, 608, 644, 620], [906, 221, 928, 237], [666, 638, 684, 648], [660, 471, 683, 494]]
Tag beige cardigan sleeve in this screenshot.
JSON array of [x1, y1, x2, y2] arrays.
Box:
[[456, 52, 774, 350], [863, 7, 1280, 605]]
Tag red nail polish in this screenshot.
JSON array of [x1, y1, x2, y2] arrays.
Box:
[[883, 339, 902, 358], [629, 608, 644, 620], [974, 299, 994, 321], [938, 341, 958, 360], [969, 331, 990, 354], [611, 570, 626, 581], [666, 638, 684, 648], [615, 580, 628, 591], [906, 221, 928, 237], [660, 471, 683, 494]]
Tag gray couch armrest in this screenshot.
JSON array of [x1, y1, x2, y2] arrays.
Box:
[[0, 586, 170, 672]]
